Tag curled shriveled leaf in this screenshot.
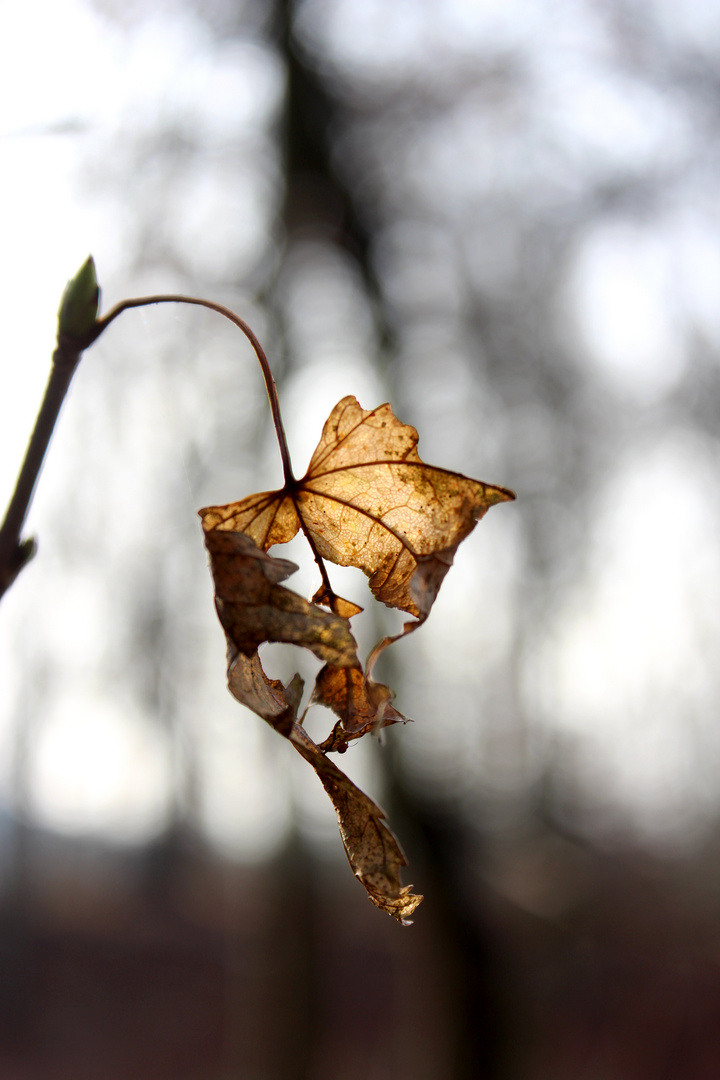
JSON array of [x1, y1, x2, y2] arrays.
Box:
[[205, 529, 358, 666], [291, 724, 423, 924], [313, 664, 406, 752], [200, 525, 422, 918], [226, 650, 303, 736], [311, 584, 363, 619], [203, 529, 358, 733]]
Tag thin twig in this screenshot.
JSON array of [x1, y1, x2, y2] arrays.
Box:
[[0, 340, 82, 601]]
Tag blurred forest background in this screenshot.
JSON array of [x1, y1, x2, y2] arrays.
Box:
[[2, 0, 720, 1076]]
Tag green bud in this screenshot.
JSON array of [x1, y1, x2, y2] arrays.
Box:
[[57, 256, 100, 339]]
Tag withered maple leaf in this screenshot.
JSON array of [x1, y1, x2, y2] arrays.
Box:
[[201, 394, 514, 630], [200, 394, 514, 922]]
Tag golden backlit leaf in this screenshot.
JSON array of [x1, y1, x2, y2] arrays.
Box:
[[290, 723, 423, 924], [200, 489, 299, 549], [201, 396, 515, 622], [300, 396, 515, 618]]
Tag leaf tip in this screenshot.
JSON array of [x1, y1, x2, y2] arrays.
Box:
[[367, 885, 424, 924], [491, 484, 517, 505]]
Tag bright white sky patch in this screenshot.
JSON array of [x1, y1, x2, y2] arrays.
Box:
[[653, 0, 720, 56], [29, 692, 173, 843], [568, 219, 686, 400], [0, 1, 121, 135]]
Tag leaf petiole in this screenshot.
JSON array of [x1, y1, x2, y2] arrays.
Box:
[[91, 294, 295, 485]]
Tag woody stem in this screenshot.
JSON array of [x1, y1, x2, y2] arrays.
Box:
[[0, 339, 82, 601]]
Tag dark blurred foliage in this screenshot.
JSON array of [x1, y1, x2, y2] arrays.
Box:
[[4, 0, 720, 1076]]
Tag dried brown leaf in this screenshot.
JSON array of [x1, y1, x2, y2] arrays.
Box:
[[201, 396, 514, 625], [290, 723, 423, 924], [205, 530, 358, 666], [311, 584, 363, 619], [226, 650, 303, 736], [312, 663, 406, 752], [202, 528, 421, 918], [204, 529, 358, 732]]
